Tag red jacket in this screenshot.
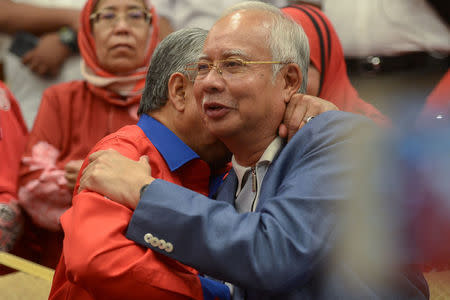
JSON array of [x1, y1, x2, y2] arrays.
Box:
[[49, 116, 229, 300], [0, 81, 27, 252], [18, 80, 141, 268]]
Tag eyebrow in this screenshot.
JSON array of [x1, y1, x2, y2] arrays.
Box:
[[98, 5, 145, 11], [198, 49, 250, 61]]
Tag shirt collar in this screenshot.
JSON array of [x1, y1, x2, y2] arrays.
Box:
[[137, 114, 199, 172], [232, 136, 284, 192]]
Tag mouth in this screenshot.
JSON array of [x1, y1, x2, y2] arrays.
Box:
[[203, 102, 231, 119], [111, 44, 134, 51]]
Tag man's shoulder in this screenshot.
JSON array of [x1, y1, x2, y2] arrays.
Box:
[[90, 125, 153, 160], [277, 111, 376, 164]]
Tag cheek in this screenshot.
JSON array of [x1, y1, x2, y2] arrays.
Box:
[[193, 81, 203, 105], [307, 65, 321, 96], [93, 29, 107, 60], [136, 28, 151, 52]]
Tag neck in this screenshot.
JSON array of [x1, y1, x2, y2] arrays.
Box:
[[149, 109, 176, 134], [226, 134, 276, 167]]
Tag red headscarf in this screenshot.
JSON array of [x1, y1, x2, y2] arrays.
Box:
[[282, 5, 389, 126], [78, 0, 159, 97]]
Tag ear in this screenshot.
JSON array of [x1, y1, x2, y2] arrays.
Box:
[[167, 72, 188, 112], [281, 64, 303, 103]]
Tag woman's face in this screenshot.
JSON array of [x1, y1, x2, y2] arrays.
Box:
[[92, 0, 151, 74], [306, 64, 320, 97]]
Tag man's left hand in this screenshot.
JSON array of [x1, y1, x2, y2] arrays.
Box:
[[279, 94, 338, 141], [79, 149, 153, 210]]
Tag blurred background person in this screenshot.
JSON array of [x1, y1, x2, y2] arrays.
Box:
[[0, 81, 27, 253], [17, 0, 160, 269], [282, 4, 389, 126], [320, 0, 449, 120], [418, 69, 450, 124], [0, 0, 85, 129]]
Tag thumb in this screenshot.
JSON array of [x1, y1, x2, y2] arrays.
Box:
[[278, 123, 288, 139]]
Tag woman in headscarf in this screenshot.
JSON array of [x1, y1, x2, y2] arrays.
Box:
[[282, 4, 389, 126], [17, 0, 159, 269]]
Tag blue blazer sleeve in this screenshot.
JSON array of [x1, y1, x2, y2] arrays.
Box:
[[126, 111, 375, 292]]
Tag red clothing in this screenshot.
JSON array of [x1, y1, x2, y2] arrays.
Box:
[[282, 5, 390, 126], [50, 124, 212, 300], [0, 82, 27, 252], [18, 81, 141, 268]]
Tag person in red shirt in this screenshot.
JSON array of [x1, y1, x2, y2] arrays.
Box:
[[282, 4, 390, 126], [17, 0, 160, 269], [49, 27, 231, 300], [0, 81, 27, 253]]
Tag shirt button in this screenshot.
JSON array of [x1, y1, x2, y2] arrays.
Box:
[[144, 233, 153, 244], [150, 236, 159, 247], [158, 239, 166, 250], [165, 242, 173, 253]]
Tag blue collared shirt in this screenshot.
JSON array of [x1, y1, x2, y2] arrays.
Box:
[[137, 114, 224, 197]]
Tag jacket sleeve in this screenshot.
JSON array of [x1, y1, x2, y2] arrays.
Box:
[[17, 87, 70, 231], [125, 111, 373, 293], [62, 137, 230, 300]]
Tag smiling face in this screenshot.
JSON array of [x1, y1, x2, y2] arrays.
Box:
[[92, 0, 151, 74], [193, 10, 289, 155]]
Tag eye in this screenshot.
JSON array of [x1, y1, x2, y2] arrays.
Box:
[[98, 11, 116, 21], [127, 10, 145, 20], [221, 59, 245, 71], [197, 62, 211, 73]]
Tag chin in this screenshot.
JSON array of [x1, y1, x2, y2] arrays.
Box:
[[103, 61, 143, 74]]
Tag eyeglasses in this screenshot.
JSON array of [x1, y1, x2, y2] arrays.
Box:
[[184, 58, 286, 80], [90, 9, 152, 27]]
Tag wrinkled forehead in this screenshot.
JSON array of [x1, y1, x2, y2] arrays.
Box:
[[201, 11, 272, 60]]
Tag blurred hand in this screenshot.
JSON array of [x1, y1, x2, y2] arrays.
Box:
[[22, 31, 71, 78], [279, 93, 339, 141], [64, 159, 84, 191], [79, 149, 153, 210]]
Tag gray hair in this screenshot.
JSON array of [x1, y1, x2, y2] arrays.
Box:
[[138, 27, 208, 115], [221, 1, 310, 93]]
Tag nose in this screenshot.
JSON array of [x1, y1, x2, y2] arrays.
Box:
[[197, 65, 226, 94], [112, 16, 131, 33]]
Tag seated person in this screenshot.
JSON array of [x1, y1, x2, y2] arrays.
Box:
[[0, 0, 83, 128], [282, 4, 389, 126], [0, 81, 27, 252], [49, 27, 335, 300], [17, 0, 160, 269]]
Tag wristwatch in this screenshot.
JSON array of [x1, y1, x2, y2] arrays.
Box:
[[59, 26, 79, 53]]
